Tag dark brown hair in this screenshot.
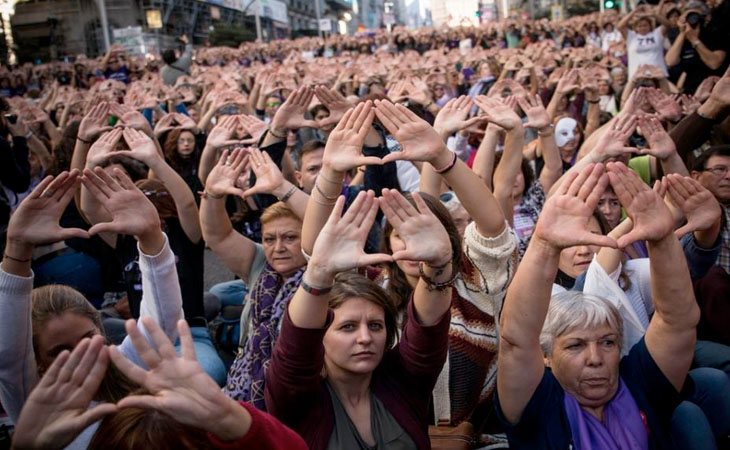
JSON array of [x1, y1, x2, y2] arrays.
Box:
[[135, 179, 177, 221], [329, 272, 399, 349]]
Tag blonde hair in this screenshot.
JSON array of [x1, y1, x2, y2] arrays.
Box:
[[260, 201, 301, 227]]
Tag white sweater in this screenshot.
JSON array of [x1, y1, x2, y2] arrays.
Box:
[[0, 234, 183, 449]]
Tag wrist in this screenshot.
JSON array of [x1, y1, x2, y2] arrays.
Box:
[[429, 145, 454, 168], [698, 98, 725, 120], [3, 239, 34, 260], [210, 399, 251, 441], [271, 180, 291, 199], [304, 259, 336, 286], [136, 226, 165, 255], [528, 234, 563, 258]]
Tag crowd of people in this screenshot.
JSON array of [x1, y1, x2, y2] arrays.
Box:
[[1, 0, 730, 448]]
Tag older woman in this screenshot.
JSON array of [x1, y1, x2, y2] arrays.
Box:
[[497, 162, 699, 449], [266, 188, 454, 450], [200, 147, 309, 408]]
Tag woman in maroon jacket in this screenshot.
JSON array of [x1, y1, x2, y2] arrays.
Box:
[[265, 189, 456, 450]]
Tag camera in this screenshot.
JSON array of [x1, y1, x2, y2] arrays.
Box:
[[686, 12, 702, 28]]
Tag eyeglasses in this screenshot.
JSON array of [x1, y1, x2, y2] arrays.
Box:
[[266, 102, 281, 108], [705, 166, 729, 177]]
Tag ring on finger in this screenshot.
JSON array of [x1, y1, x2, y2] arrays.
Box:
[[41, 189, 55, 198]]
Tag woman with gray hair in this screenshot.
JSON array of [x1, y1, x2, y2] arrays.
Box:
[[496, 162, 700, 449]]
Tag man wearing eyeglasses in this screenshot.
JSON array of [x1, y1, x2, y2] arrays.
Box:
[[690, 146, 730, 273]]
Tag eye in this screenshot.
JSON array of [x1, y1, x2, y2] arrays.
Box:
[[600, 339, 617, 348], [284, 235, 299, 244], [566, 342, 584, 350], [263, 237, 275, 245], [368, 322, 384, 331], [340, 323, 356, 331]]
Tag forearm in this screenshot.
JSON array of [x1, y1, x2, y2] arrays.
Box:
[[413, 263, 453, 326], [41, 120, 62, 149], [301, 165, 343, 255], [584, 103, 600, 137], [647, 232, 698, 327], [418, 162, 444, 197], [147, 159, 201, 243], [546, 91, 564, 120], [200, 196, 236, 248], [288, 265, 332, 329], [538, 129, 562, 193], [693, 42, 725, 70], [659, 151, 690, 176], [596, 218, 633, 275], [472, 127, 500, 191], [272, 180, 308, 220], [492, 126, 525, 224], [500, 236, 559, 348], [665, 34, 684, 67], [198, 144, 219, 185]]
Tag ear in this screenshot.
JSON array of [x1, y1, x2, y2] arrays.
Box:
[[294, 170, 303, 189], [544, 355, 551, 368], [690, 170, 702, 181]]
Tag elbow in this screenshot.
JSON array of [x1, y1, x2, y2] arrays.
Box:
[[707, 59, 723, 71]]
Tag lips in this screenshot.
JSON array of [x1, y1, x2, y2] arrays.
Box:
[[583, 378, 608, 386], [352, 351, 375, 357]]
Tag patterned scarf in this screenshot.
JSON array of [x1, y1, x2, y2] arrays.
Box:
[[224, 263, 304, 409]]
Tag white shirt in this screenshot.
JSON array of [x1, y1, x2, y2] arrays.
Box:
[[627, 27, 668, 79]]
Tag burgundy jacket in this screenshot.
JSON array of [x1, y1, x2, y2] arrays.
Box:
[[265, 300, 450, 450]]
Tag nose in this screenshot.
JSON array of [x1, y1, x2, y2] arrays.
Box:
[[585, 342, 604, 367], [273, 237, 287, 252], [356, 325, 373, 345], [576, 244, 592, 256], [599, 203, 611, 216]]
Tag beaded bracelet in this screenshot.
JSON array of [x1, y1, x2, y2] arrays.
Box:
[[277, 185, 298, 203], [418, 261, 458, 291]]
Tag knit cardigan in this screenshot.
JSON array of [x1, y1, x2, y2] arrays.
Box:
[[432, 221, 517, 426]]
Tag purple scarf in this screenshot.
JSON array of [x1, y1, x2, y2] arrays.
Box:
[[223, 263, 304, 409], [564, 378, 649, 450]]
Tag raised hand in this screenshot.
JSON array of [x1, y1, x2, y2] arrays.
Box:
[[81, 167, 161, 238], [322, 100, 383, 172], [153, 113, 176, 138], [207, 115, 242, 148], [11, 336, 117, 450], [664, 174, 722, 237], [7, 170, 90, 248], [432, 95, 483, 137], [622, 87, 648, 116], [78, 102, 113, 143], [108, 103, 153, 136], [239, 114, 268, 144], [645, 89, 681, 122], [694, 76, 719, 103], [607, 162, 675, 247], [592, 113, 637, 161], [106, 127, 163, 166], [172, 112, 198, 132], [517, 94, 551, 130], [313, 85, 352, 127], [86, 128, 123, 168], [270, 86, 319, 132], [636, 115, 676, 160], [533, 164, 618, 250], [204, 148, 249, 198], [241, 148, 287, 197], [374, 99, 446, 164], [474, 95, 523, 131], [380, 189, 452, 266], [708, 64, 730, 107], [308, 191, 393, 277], [109, 318, 251, 442], [555, 68, 580, 96]]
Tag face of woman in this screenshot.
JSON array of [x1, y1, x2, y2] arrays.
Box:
[[36, 312, 101, 371], [597, 190, 621, 229], [558, 217, 601, 278], [548, 324, 621, 413], [314, 109, 334, 132], [634, 19, 651, 35], [261, 217, 307, 277], [323, 298, 387, 377], [176, 130, 196, 157], [598, 80, 610, 96], [555, 119, 581, 163]]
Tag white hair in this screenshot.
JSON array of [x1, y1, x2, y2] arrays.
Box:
[[540, 291, 624, 356]]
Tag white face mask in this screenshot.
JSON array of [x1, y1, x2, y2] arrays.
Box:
[[555, 117, 578, 148]]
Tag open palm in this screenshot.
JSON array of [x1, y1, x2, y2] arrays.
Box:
[[374, 100, 445, 164]]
